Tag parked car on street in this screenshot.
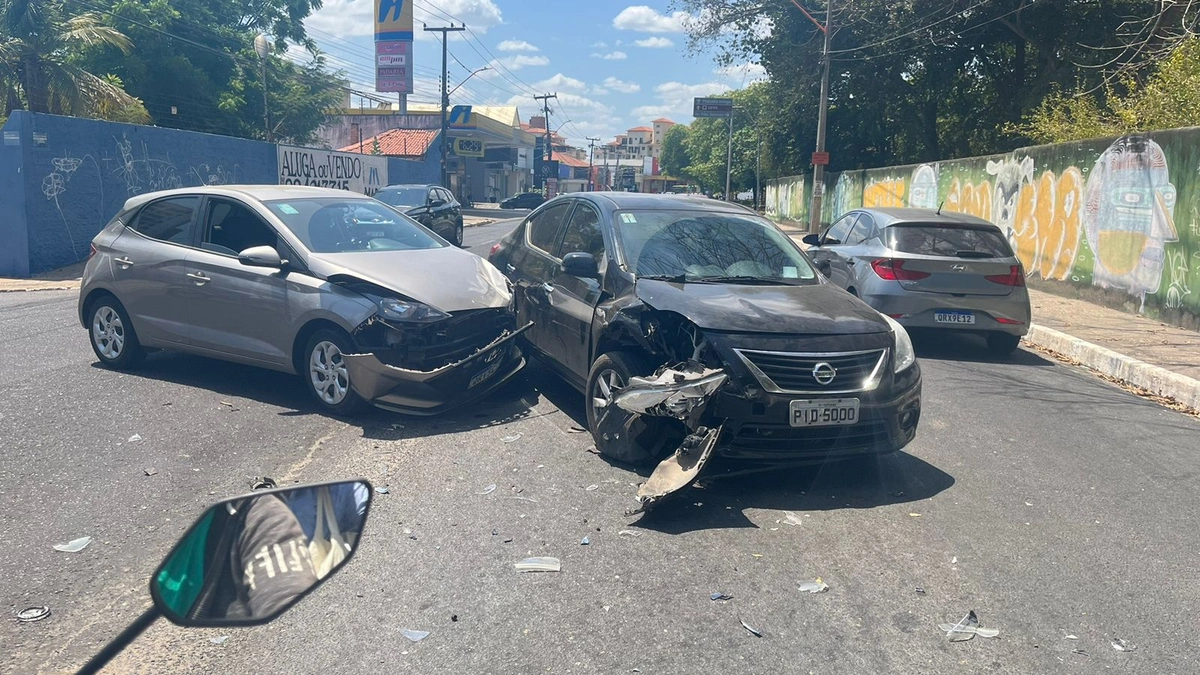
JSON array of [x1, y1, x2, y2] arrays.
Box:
[[80, 185, 526, 416], [489, 192, 921, 492], [803, 208, 1031, 355], [374, 184, 464, 246], [500, 192, 546, 210]]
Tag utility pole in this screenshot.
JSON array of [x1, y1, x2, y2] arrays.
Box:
[[725, 109, 734, 202], [533, 93, 558, 189], [424, 23, 466, 189], [586, 137, 599, 191], [253, 34, 271, 142], [756, 127, 762, 212], [809, 1, 833, 232]]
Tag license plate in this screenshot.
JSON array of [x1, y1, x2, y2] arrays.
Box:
[[789, 398, 860, 427], [934, 311, 976, 325], [469, 360, 502, 389]]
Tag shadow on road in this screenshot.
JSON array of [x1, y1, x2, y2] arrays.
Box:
[[911, 329, 1054, 367]]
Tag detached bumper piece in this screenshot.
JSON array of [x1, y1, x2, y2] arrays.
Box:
[[635, 425, 723, 513], [344, 323, 531, 416]]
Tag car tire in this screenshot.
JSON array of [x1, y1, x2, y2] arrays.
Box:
[[87, 295, 145, 370], [986, 333, 1022, 357], [585, 351, 677, 466], [452, 218, 464, 247], [303, 328, 369, 416]]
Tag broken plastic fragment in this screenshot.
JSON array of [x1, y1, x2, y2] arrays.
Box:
[[478, 484, 497, 495], [1111, 638, 1136, 652], [798, 578, 829, 594], [636, 426, 722, 509], [128, 434, 142, 443], [1065, 635, 1078, 640], [580, 536, 590, 546], [402, 629, 430, 642], [53, 537, 91, 553], [783, 512, 803, 527], [908, 513, 922, 517], [514, 557, 561, 572], [16, 606, 50, 622], [915, 587, 926, 595], [585, 484, 599, 491], [951, 556, 958, 564], [377, 487, 390, 494], [143, 468, 157, 476], [939, 611, 999, 641], [739, 618, 763, 637], [568, 426, 587, 434], [711, 592, 733, 601], [209, 636, 229, 645], [502, 434, 522, 443], [1072, 648, 1088, 656]]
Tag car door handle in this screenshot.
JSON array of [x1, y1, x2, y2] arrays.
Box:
[[541, 283, 555, 294], [506, 264, 516, 273], [186, 272, 210, 285], [114, 257, 134, 268]]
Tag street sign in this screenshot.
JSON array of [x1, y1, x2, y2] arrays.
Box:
[[454, 138, 485, 157], [693, 97, 734, 118], [540, 160, 560, 178], [812, 152, 830, 166], [375, 40, 412, 93]]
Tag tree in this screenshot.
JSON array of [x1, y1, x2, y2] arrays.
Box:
[[0, 0, 148, 122], [660, 124, 690, 178]]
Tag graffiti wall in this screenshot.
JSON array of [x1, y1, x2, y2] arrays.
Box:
[[764, 128, 1200, 326]]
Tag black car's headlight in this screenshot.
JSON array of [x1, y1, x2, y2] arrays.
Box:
[[374, 296, 451, 324], [883, 315, 916, 373]]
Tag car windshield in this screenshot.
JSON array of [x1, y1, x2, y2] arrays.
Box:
[[615, 210, 818, 284], [265, 198, 445, 253], [374, 187, 428, 208]]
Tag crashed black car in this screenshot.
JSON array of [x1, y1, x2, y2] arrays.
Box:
[[489, 193, 922, 507]]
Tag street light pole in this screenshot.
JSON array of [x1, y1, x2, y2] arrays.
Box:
[[586, 137, 599, 191], [449, 66, 491, 96], [424, 23, 466, 189], [809, 2, 832, 232], [254, 34, 271, 142]]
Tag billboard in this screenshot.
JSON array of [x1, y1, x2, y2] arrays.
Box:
[[375, 0, 413, 93], [278, 146, 387, 196], [375, 0, 413, 40]]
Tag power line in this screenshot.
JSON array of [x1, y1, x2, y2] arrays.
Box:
[[829, 0, 996, 55]]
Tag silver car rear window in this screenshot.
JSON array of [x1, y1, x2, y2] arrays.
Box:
[[887, 224, 1013, 258]]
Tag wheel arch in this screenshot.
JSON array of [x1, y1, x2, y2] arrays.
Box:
[[291, 319, 353, 376]]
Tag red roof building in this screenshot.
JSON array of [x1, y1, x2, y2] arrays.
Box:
[[339, 129, 440, 158]]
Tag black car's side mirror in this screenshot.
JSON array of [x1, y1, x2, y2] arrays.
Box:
[[561, 252, 599, 279], [238, 246, 284, 268], [429, 199, 446, 208], [802, 233, 821, 247]]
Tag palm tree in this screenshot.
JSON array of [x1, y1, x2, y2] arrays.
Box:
[[1, 0, 148, 122]]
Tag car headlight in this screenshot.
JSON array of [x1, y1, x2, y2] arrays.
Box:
[[882, 314, 916, 373], [376, 296, 450, 324]]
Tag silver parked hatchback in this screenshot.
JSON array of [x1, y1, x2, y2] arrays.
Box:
[[804, 208, 1031, 355], [79, 185, 526, 415]]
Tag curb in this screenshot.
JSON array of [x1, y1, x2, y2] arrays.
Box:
[[1024, 323, 1200, 411], [464, 218, 496, 228]]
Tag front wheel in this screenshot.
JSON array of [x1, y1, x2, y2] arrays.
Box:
[[585, 352, 677, 466], [986, 333, 1022, 357], [452, 218, 464, 247], [88, 296, 144, 369], [303, 329, 369, 416]]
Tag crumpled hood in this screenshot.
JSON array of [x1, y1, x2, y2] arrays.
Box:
[[309, 247, 512, 313], [634, 279, 889, 335]]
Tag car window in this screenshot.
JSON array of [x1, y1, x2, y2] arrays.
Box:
[[528, 202, 572, 255], [130, 197, 200, 246], [375, 187, 427, 208], [823, 213, 859, 245], [557, 203, 605, 259], [844, 213, 875, 246], [427, 188, 439, 204], [202, 199, 279, 256], [438, 189, 454, 204], [886, 223, 1014, 258], [264, 198, 445, 253]]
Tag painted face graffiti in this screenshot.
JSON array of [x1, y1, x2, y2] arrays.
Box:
[[909, 164, 939, 209], [1084, 136, 1179, 301]]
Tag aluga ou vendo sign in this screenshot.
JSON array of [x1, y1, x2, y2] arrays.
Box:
[[277, 146, 388, 196]]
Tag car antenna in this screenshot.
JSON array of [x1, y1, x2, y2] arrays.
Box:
[[936, 200, 945, 216]]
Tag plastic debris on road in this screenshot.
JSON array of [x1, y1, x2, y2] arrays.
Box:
[[951, 556, 958, 564], [209, 636, 229, 645], [1111, 638, 1136, 652], [580, 536, 590, 546], [514, 557, 561, 573], [501, 434, 522, 443], [375, 487, 390, 494], [915, 587, 926, 595], [782, 512, 804, 527], [16, 607, 50, 623], [1065, 634, 1078, 640], [53, 537, 91, 553], [143, 468, 157, 476], [939, 610, 999, 641], [479, 483, 497, 495], [568, 426, 587, 434], [711, 592, 733, 601], [739, 618, 763, 638], [402, 629, 430, 642], [586, 484, 599, 491], [128, 434, 142, 443], [798, 578, 829, 594], [1072, 648, 1088, 656], [908, 513, 922, 517]]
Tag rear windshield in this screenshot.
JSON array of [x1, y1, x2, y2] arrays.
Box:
[[886, 224, 1013, 258]]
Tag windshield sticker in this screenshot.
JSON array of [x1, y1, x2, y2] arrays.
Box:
[[621, 213, 638, 224], [783, 266, 799, 279], [277, 204, 299, 215]]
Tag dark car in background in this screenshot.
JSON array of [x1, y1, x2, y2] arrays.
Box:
[[500, 192, 546, 210], [375, 184, 464, 246], [489, 192, 921, 476]]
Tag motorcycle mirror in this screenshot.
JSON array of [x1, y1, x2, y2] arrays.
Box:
[[150, 480, 373, 628]]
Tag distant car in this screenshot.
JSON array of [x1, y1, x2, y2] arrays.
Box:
[[804, 207, 1031, 355], [500, 192, 546, 210], [374, 184, 464, 246], [79, 185, 525, 416]]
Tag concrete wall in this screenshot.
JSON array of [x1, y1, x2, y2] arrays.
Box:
[[765, 129, 1200, 327]]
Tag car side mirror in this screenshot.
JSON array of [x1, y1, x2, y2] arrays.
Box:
[[561, 251, 599, 279], [238, 246, 284, 268], [150, 480, 373, 628], [802, 233, 821, 247], [429, 199, 446, 208]]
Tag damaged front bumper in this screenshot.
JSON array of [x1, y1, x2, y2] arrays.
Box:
[[344, 323, 532, 415]]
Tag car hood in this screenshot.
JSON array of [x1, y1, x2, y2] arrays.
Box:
[[634, 279, 889, 335], [308, 247, 512, 313]]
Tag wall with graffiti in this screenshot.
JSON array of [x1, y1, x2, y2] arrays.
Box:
[[764, 129, 1200, 326]]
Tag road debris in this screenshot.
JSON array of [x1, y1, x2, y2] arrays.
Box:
[[501, 434, 522, 443], [586, 484, 599, 491], [568, 426, 587, 434], [618, 530, 642, 537], [951, 556, 958, 564], [514, 557, 561, 573], [1072, 648, 1088, 656], [402, 629, 430, 642], [915, 587, 926, 595], [635, 426, 722, 511], [739, 618, 763, 638], [16, 607, 50, 622], [1111, 638, 1136, 652], [711, 592, 733, 601], [478, 484, 497, 495], [53, 537, 91, 553], [782, 512, 804, 527], [376, 487, 390, 494], [908, 513, 922, 517], [939, 610, 999, 642], [143, 468, 158, 476], [209, 636, 229, 645], [580, 536, 590, 546], [1065, 634, 1078, 640], [128, 434, 142, 443], [798, 578, 829, 594]]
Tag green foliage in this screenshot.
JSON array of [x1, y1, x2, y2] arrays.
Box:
[[659, 124, 690, 178], [671, 82, 776, 193], [371, 137, 381, 156]]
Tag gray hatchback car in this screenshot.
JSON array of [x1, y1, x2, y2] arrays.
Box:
[[804, 208, 1031, 355], [79, 185, 526, 415]]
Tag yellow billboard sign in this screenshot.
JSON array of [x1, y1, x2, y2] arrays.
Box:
[[375, 0, 414, 41]]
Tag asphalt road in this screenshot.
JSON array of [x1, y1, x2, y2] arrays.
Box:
[[4, 219, 1199, 673]]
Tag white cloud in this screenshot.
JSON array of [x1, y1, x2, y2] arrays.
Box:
[[497, 39, 539, 52], [613, 6, 691, 33], [590, 87, 610, 96], [603, 77, 641, 94], [506, 91, 618, 146], [591, 41, 607, 48], [501, 54, 549, 70], [592, 50, 628, 60], [634, 36, 674, 48], [715, 62, 768, 84], [632, 80, 730, 120], [307, 0, 503, 41], [533, 73, 588, 93]]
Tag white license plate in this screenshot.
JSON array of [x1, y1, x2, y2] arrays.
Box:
[[469, 360, 502, 389], [789, 398, 860, 427], [934, 311, 976, 325]]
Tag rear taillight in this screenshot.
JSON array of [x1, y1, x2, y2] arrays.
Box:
[[996, 317, 1026, 325], [88, 243, 98, 260], [871, 258, 930, 281], [985, 265, 1026, 287], [489, 242, 502, 257]]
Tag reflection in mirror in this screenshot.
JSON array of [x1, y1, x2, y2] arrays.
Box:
[[152, 480, 371, 627]]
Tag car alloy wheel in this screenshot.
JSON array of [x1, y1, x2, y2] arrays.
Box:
[[310, 340, 350, 405], [92, 306, 125, 360], [591, 367, 626, 416]]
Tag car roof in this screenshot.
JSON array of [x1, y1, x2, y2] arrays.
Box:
[[854, 206, 997, 228], [121, 184, 375, 210], [569, 191, 760, 215], [381, 184, 438, 190]]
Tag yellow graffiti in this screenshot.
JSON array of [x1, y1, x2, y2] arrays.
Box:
[[863, 179, 906, 207], [945, 178, 993, 221], [1012, 167, 1083, 281]]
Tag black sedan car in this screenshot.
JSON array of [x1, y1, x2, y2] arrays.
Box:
[[500, 192, 546, 210], [375, 184, 464, 246], [489, 193, 922, 501]]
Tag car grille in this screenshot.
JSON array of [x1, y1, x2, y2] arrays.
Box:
[[735, 349, 888, 394], [725, 420, 892, 458], [404, 308, 515, 371]]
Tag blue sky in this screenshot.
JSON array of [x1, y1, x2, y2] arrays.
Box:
[[303, 1, 766, 146]]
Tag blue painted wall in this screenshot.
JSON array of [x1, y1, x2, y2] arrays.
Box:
[[0, 114, 31, 277], [387, 154, 439, 186]]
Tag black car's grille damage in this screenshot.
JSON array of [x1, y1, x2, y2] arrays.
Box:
[[364, 308, 516, 371], [735, 349, 887, 393], [725, 420, 892, 458]]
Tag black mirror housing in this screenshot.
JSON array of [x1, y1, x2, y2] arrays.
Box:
[[561, 252, 599, 279], [802, 233, 821, 247], [238, 246, 283, 268]]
